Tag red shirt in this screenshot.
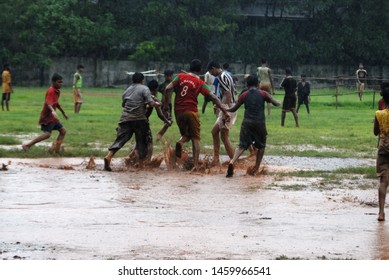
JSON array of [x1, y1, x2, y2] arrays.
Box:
[[39, 86, 61, 125], [172, 73, 210, 114]]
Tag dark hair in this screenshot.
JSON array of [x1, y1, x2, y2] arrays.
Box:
[[246, 75, 259, 87], [190, 59, 202, 73], [164, 69, 174, 76], [132, 72, 144, 83], [147, 79, 159, 91], [301, 74, 306, 78], [261, 59, 267, 64], [285, 68, 292, 75], [3, 63, 10, 70], [77, 64, 84, 70], [51, 73, 63, 82], [207, 60, 220, 70], [383, 88, 389, 104]]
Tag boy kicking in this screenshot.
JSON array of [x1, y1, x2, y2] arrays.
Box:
[[22, 73, 68, 153], [226, 75, 280, 177]]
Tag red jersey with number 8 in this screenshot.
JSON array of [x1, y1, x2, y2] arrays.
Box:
[[172, 73, 210, 114]]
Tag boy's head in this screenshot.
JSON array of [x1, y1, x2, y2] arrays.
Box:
[[301, 74, 306, 81], [77, 64, 85, 73], [381, 82, 389, 101], [52, 73, 63, 89], [246, 75, 259, 88], [132, 72, 144, 84], [285, 68, 292, 75], [207, 61, 221, 76], [189, 59, 202, 73], [163, 69, 174, 82], [147, 79, 159, 94], [3, 63, 10, 70], [261, 59, 267, 65]]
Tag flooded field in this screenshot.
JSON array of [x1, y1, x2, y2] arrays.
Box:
[[1, 156, 388, 260]]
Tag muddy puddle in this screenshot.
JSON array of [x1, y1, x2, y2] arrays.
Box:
[[1, 156, 388, 260]]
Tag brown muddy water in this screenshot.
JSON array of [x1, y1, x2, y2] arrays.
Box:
[[0, 156, 388, 260]]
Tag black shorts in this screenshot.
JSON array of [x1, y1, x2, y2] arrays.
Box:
[[109, 119, 150, 159], [41, 122, 63, 132], [239, 121, 267, 150], [282, 94, 296, 111]]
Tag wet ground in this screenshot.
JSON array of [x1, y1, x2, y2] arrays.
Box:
[[1, 156, 388, 260]]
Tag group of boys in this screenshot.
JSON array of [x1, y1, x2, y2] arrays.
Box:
[[17, 58, 389, 222]]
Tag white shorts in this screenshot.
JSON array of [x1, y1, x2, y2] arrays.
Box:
[[215, 109, 237, 130]]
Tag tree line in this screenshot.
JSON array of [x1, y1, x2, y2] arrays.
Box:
[[1, 0, 388, 70]]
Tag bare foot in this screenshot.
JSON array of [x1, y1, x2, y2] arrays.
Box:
[[22, 144, 29, 152], [226, 163, 234, 177], [378, 213, 385, 222], [175, 142, 182, 158], [104, 158, 112, 172]]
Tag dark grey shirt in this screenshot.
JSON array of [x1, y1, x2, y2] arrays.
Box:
[[119, 83, 153, 122]]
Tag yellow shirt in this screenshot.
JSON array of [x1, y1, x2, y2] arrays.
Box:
[[2, 70, 11, 93]]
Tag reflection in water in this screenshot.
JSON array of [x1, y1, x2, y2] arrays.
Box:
[[375, 223, 389, 260]]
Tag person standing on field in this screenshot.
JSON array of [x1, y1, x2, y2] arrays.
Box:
[[374, 83, 389, 222], [226, 75, 280, 177], [164, 59, 228, 171], [296, 74, 311, 114], [22, 74, 68, 153], [257, 59, 275, 116], [2, 64, 13, 111], [73, 64, 85, 113], [201, 70, 215, 114], [280, 68, 299, 127], [356, 62, 367, 101]]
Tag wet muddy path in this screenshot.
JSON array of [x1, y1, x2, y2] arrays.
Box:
[[1, 156, 388, 260]]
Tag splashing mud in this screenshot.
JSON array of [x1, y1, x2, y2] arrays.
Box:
[[0, 155, 388, 260]]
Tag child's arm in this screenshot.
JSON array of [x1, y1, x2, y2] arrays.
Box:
[[56, 104, 68, 120]]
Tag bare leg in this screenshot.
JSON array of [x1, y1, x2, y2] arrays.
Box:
[[220, 128, 234, 159], [226, 146, 245, 177], [176, 135, 190, 158], [292, 109, 299, 127], [306, 102, 310, 114], [156, 123, 170, 141], [212, 124, 221, 165], [281, 111, 286, 126], [192, 139, 201, 170], [52, 127, 66, 152], [22, 132, 52, 151], [104, 151, 115, 171], [378, 176, 388, 221], [249, 147, 265, 175]]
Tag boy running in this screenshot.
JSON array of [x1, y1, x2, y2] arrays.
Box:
[[22, 74, 68, 152], [104, 72, 161, 171], [164, 59, 227, 171], [207, 61, 237, 166], [226, 75, 280, 177], [374, 83, 389, 221]]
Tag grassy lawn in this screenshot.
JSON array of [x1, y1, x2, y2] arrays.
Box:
[[0, 86, 379, 159]]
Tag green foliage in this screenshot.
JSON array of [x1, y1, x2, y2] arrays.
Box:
[[1, 0, 389, 69]]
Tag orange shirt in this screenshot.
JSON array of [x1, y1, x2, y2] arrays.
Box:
[[2, 70, 11, 93]]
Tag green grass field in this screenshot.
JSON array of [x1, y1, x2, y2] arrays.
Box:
[[0, 86, 379, 159]]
